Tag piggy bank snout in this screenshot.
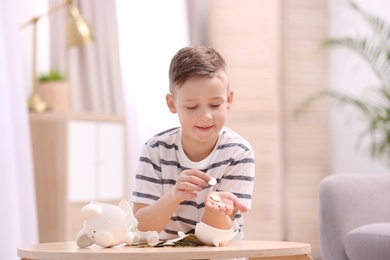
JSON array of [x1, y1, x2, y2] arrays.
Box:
[[95, 231, 113, 248]]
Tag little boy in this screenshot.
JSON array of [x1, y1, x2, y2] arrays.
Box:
[[130, 46, 255, 241]]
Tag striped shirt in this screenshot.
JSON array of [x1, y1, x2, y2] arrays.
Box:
[[130, 127, 255, 240]]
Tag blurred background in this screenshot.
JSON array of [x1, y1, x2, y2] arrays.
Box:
[[1, 0, 389, 259]]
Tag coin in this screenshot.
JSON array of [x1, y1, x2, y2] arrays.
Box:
[[208, 177, 217, 186], [216, 202, 225, 208], [210, 194, 221, 202]]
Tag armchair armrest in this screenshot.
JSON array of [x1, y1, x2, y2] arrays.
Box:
[[318, 174, 390, 260]]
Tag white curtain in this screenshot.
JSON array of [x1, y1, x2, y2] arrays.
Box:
[[0, 0, 39, 259], [49, 0, 124, 115]]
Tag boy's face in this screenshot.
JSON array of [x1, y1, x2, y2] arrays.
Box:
[[166, 75, 233, 147]]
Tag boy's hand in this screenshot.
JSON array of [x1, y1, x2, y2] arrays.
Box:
[[172, 169, 210, 202], [205, 191, 249, 216]]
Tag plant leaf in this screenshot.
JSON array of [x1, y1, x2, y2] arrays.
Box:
[[322, 37, 390, 88]]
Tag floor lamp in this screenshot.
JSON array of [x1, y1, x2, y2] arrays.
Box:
[[21, 0, 93, 112]]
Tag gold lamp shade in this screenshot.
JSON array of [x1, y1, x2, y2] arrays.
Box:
[[67, 5, 93, 47]]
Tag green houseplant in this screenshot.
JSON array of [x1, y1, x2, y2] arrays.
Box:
[[37, 70, 69, 112], [38, 70, 66, 83], [296, 0, 390, 165]]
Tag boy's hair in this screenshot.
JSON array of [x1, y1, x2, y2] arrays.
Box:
[[169, 45, 227, 94]]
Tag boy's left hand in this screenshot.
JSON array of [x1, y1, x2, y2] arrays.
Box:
[[205, 191, 248, 216]]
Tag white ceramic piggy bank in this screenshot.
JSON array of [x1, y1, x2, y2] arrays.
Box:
[[76, 199, 159, 248]]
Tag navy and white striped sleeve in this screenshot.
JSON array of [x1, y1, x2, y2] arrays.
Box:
[[130, 142, 164, 205]]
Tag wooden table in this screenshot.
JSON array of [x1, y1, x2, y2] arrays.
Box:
[[18, 240, 313, 260]]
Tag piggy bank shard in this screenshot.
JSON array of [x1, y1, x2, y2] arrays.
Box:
[[76, 199, 159, 248]]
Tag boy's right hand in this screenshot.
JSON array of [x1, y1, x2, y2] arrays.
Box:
[[171, 169, 210, 202]]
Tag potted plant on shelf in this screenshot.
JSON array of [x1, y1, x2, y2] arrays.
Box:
[[37, 70, 69, 112], [296, 0, 390, 166]]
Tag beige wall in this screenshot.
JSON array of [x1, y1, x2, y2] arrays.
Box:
[[209, 1, 329, 258]]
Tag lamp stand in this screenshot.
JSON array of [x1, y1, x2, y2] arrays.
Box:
[[28, 20, 48, 112]]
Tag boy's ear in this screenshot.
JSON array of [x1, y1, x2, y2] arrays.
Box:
[[166, 94, 177, 113], [227, 89, 233, 110]]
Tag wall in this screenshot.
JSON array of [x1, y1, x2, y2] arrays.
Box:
[[207, 1, 390, 259], [208, 1, 328, 258], [116, 1, 188, 196], [329, 0, 390, 174]]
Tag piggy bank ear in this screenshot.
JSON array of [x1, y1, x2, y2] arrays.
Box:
[[81, 203, 102, 220]]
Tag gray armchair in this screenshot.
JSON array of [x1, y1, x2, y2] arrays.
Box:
[[318, 174, 390, 260]]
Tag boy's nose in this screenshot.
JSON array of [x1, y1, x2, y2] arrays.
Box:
[[199, 108, 212, 121]]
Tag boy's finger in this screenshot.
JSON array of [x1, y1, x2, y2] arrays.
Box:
[[233, 197, 249, 213], [190, 170, 210, 186]]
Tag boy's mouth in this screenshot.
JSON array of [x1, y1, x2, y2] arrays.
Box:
[[196, 125, 213, 130]]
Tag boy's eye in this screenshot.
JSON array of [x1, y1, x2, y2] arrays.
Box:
[[211, 104, 221, 108], [186, 106, 197, 110]]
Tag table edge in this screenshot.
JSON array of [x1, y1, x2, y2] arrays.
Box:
[[18, 240, 312, 260]]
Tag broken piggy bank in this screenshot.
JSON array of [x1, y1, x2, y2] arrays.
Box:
[[76, 199, 159, 248]]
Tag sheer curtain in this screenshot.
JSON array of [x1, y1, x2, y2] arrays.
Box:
[[0, 0, 39, 259], [49, 0, 124, 115], [115, 0, 189, 192]]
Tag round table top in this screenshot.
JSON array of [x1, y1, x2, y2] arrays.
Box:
[[18, 240, 311, 260]]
